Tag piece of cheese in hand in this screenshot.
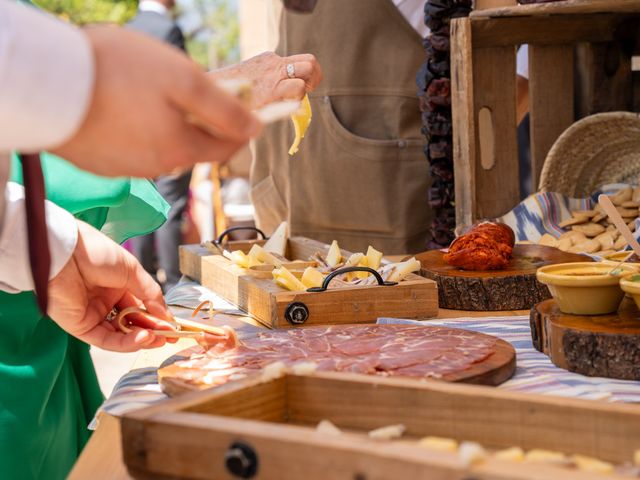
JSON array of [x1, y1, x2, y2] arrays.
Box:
[[326, 240, 342, 268], [263, 221, 288, 257], [288, 94, 312, 155]]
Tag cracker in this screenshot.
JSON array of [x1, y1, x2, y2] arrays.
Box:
[[557, 238, 572, 251], [622, 201, 640, 209], [592, 213, 607, 223], [568, 239, 601, 254], [538, 234, 558, 248], [610, 188, 633, 206], [614, 236, 628, 250], [571, 223, 606, 237], [571, 210, 597, 218], [617, 207, 638, 218], [559, 216, 589, 228]]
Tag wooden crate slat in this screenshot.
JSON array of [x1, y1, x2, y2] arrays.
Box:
[[471, 0, 640, 18], [529, 44, 575, 189]]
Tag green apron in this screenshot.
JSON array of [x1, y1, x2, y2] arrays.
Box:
[[0, 153, 169, 480]]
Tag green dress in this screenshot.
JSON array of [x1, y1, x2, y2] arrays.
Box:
[[0, 153, 169, 480]]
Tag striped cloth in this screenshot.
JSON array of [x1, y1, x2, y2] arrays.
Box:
[[497, 183, 634, 242]]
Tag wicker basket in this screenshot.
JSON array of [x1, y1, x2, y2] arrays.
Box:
[[538, 112, 640, 197]]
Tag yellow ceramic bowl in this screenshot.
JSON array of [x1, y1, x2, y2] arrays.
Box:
[[536, 262, 636, 315], [619, 275, 640, 310], [602, 251, 640, 271]]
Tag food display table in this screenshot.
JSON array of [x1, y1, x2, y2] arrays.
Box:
[[69, 276, 640, 478], [68, 306, 525, 480]]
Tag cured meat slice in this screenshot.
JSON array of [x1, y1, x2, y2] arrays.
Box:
[[167, 324, 503, 390]]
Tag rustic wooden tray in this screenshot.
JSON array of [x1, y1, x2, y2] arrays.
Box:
[[122, 372, 640, 479], [184, 236, 438, 329], [531, 297, 640, 380], [418, 244, 591, 311]]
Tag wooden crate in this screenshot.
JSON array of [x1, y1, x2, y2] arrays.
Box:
[[122, 372, 640, 479], [451, 0, 640, 227], [199, 237, 438, 328]]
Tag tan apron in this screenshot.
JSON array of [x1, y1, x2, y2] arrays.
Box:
[[251, 0, 432, 254]]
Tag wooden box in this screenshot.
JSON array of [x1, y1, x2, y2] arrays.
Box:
[[122, 372, 640, 479], [198, 237, 438, 328], [451, 0, 640, 227]]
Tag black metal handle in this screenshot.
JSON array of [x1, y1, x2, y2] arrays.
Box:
[[307, 267, 397, 292], [216, 226, 267, 245]]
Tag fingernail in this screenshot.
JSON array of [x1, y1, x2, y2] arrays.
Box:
[[134, 330, 152, 344]]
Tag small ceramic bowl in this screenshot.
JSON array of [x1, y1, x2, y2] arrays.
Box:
[[536, 262, 636, 315], [619, 275, 640, 310], [602, 251, 640, 271]]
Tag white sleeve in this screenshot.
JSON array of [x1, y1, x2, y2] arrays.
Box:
[[0, 182, 78, 293], [517, 44, 529, 80], [0, 0, 95, 151]]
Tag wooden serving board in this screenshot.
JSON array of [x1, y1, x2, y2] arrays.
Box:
[[123, 371, 640, 480], [531, 298, 640, 380], [197, 237, 438, 328], [157, 327, 516, 397], [417, 244, 591, 311]]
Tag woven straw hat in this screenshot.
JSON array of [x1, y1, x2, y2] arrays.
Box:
[[539, 112, 640, 197]]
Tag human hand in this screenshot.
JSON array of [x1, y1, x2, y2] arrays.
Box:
[[48, 221, 175, 352], [51, 26, 261, 178], [211, 52, 323, 108]]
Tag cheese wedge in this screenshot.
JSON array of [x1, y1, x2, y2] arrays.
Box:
[[419, 436, 458, 453], [301, 267, 325, 289], [387, 257, 420, 282], [494, 447, 525, 462], [344, 253, 364, 281], [228, 250, 250, 268], [273, 266, 307, 291], [326, 240, 342, 268], [355, 255, 370, 280], [263, 221, 288, 257], [288, 94, 312, 155], [248, 244, 283, 267], [366, 246, 383, 270]]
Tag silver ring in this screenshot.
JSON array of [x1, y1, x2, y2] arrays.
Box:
[[286, 63, 296, 79]]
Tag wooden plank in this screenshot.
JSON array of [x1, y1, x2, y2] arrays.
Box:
[[575, 41, 634, 118], [451, 17, 477, 228], [473, 46, 520, 219], [284, 373, 640, 464], [178, 244, 210, 282], [122, 373, 640, 479], [471, 0, 640, 18], [470, 14, 622, 48], [475, 0, 516, 10], [528, 44, 575, 189]]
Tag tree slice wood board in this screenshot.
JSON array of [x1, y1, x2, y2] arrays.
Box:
[[531, 298, 640, 380], [417, 244, 592, 311], [157, 325, 516, 396]]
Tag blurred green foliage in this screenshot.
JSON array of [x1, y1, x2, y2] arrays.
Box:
[[35, 0, 138, 24], [34, 0, 239, 69]]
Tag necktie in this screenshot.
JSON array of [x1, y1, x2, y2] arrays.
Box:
[[18, 153, 50, 314]]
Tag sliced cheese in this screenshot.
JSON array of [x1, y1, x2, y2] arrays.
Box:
[[368, 424, 406, 440], [344, 253, 365, 281], [571, 455, 614, 474], [386, 257, 420, 283], [316, 420, 342, 436], [273, 266, 307, 291], [248, 244, 283, 267], [355, 256, 370, 280], [301, 267, 325, 289], [326, 240, 342, 268], [494, 447, 525, 462], [366, 245, 383, 270], [419, 436, 458, 453], [263, 221, 288, 257], [225, 250, 251, 268], [524, 449, 569, 466], [458, 442, 487, 468]]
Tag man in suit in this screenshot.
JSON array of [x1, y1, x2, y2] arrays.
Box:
[[127, 0, 193, 292]]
